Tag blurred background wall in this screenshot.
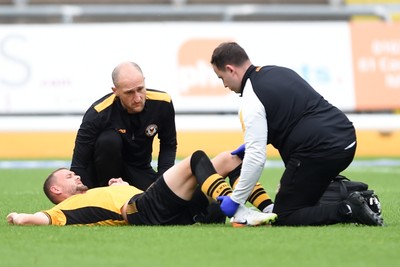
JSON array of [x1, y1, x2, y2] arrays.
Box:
[[0, 0, 399, 158]]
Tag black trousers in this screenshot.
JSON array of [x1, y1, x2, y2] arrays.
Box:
[[93, 129, 226, 223], [127, 177, 200, 225], [91, 129, 157, 190], [273, 145, 356, 226]]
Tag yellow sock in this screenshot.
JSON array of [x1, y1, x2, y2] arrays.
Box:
[[201, 173, 232, 200], [232, 179, 273, 211]]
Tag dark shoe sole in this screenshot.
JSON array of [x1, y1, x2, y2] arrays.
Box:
[[347, 192, 384, 226]]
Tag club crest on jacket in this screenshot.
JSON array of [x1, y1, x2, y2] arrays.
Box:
[[145, 124, 158, 137]]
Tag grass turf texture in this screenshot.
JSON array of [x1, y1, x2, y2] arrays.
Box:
[[0, 161, 399, 267]]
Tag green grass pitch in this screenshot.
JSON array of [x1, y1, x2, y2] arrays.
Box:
[[0, 159, 399, 267]]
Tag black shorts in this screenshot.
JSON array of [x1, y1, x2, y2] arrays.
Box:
[[126, 176, 198, 225]]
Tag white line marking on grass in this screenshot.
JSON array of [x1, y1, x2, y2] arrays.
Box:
[[349, 167, 400, 174], [1, 159, 399, 169], [0, 160, 71, 169]]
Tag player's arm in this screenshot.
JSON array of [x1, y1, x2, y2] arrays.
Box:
[[70, 112, 102, 187], [157, 101, 177, 175], [7, 212, 50, 225], [231, 85, 268, 206]]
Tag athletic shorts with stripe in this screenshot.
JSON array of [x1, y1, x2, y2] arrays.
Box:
[[126, 176, 203, 225]]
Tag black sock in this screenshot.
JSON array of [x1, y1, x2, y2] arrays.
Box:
[[228, 164, 241, 186], [190, 150, 232, 199], [190, 150, 218, 184]]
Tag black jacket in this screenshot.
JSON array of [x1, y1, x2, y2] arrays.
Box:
[[70, 89, 177, 185], [242, 65, 356, 163]]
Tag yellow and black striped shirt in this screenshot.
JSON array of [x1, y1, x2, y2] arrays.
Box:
[[43, 186, 142, 226]]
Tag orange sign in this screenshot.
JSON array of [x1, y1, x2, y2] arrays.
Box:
[[350, 21, 400, 110], [177, 39, 232, 96]]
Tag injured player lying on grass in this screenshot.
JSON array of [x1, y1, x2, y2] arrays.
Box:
[[6, 150, 277, 227]]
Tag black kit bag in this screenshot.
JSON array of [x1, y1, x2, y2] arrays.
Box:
[[319, 175, 382, 215]]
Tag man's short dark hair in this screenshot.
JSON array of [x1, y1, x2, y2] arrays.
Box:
[[210, 42, 249, 70], [43, 168, 67, 204]]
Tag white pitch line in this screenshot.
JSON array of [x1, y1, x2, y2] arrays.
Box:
[[1, 159, 399, 169]]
